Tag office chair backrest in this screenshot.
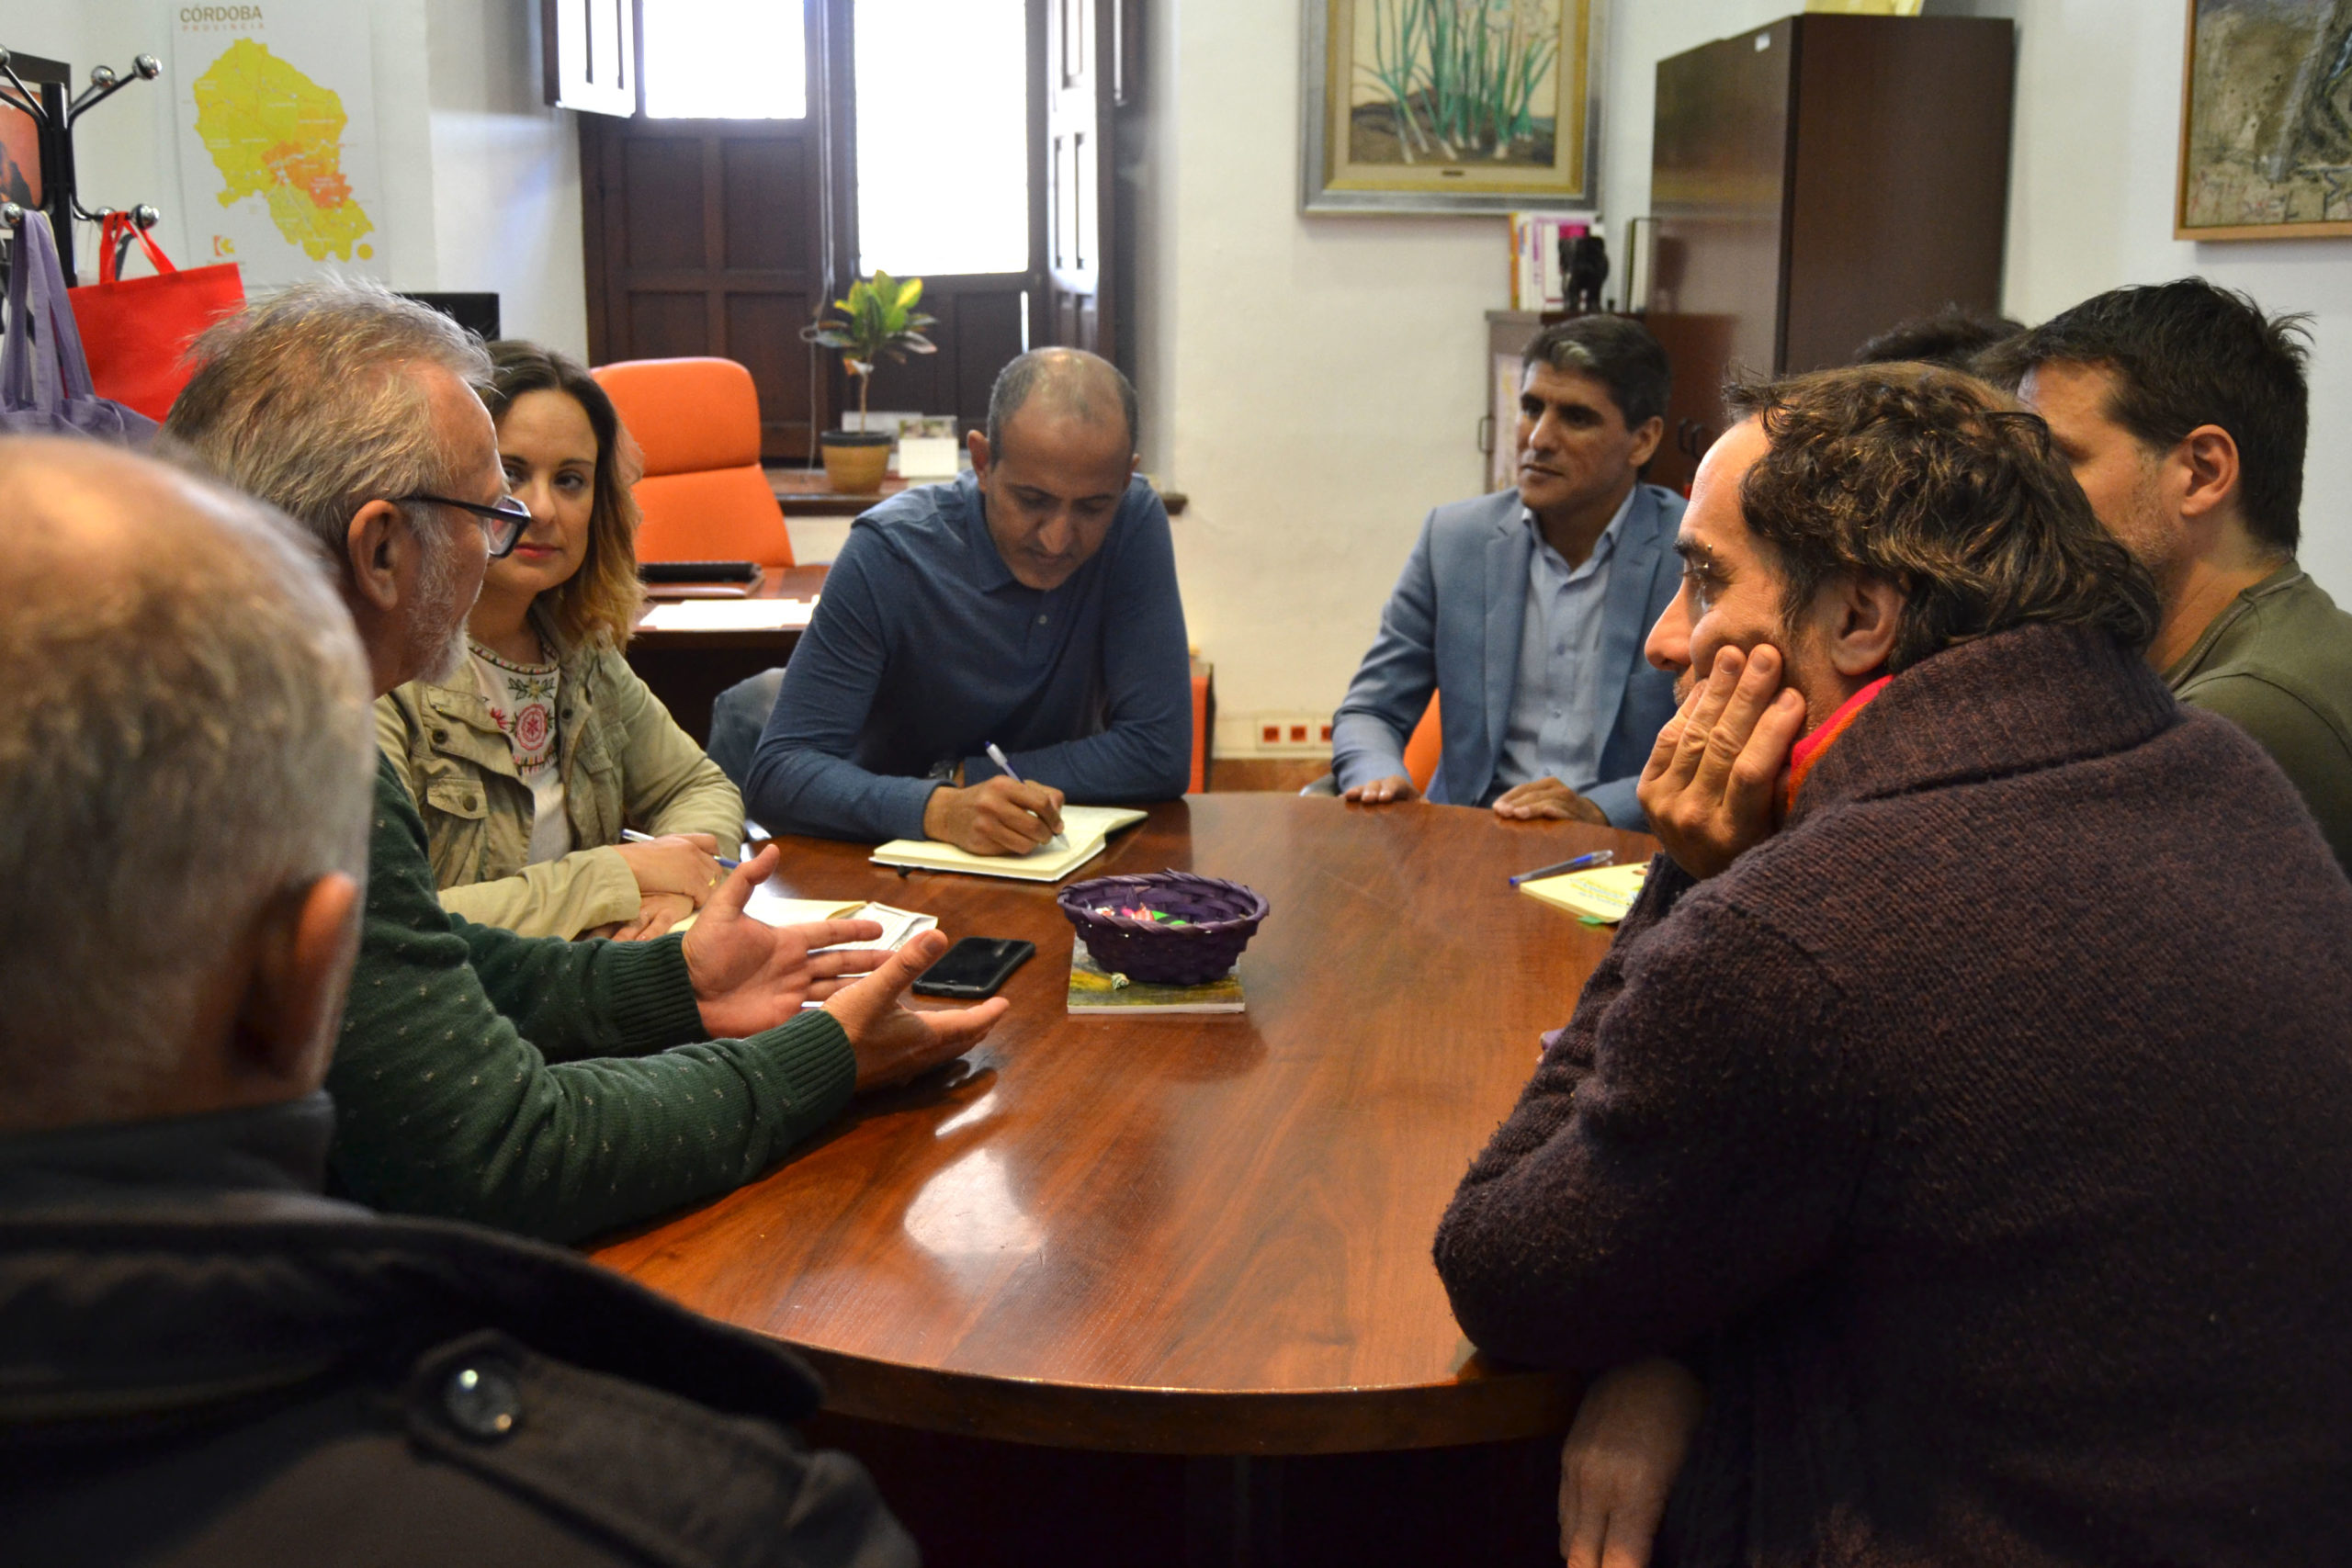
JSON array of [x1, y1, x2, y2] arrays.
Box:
[[1403, 693, 1443, 794], [591, 356, 795, 570]]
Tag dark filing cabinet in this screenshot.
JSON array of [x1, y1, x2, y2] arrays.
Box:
[[1643, 13, 2016, 470]]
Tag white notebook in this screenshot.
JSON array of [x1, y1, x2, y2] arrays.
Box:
[[870, 805, 1148, 883]]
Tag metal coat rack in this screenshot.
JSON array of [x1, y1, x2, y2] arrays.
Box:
[[0, 44, 164, 283]]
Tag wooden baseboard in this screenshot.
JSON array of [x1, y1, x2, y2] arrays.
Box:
[[1205, 757, 1330, 794]]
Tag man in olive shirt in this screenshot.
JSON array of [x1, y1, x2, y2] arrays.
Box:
[[1995, 279, 2352, 874], [164, 279, 1007, 1242]]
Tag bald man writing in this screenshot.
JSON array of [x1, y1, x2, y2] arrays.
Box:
[[743, 350, 1193, 853]]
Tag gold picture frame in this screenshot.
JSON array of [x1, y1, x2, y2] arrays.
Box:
[[1301, 0, 1602, 215], [2177, 0, 2352, 240]]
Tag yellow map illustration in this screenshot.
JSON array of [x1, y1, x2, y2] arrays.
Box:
[[191, 39, 374, 263]]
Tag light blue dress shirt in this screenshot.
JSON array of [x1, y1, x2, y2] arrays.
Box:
[[1489, 486, 1635, 803]]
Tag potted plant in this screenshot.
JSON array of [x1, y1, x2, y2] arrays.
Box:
[[801, 270, 937, 494]]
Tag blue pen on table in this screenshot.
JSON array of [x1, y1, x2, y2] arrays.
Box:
[[620, 829, 739, 870], [1509, 848, 1614, 886], [983, 741, 1070, 852]]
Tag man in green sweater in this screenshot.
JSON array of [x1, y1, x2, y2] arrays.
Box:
[[1993, 279, 2352, 876], [164, 279, 1008, 1243]]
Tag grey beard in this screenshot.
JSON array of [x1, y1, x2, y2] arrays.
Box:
[[410, 516, 478, 685]]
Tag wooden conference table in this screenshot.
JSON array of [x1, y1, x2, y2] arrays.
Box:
[[593, 794, 1658, 1566]]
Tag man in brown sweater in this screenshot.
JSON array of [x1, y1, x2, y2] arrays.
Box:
[[1989, 279, 2352, 876], [1434, 366, 2352, 1567]]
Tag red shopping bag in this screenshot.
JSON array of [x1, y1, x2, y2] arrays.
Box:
[[67, 213, 244, 422]]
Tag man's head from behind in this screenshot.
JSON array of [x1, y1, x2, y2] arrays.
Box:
[[1646, 365, 2161, 726], [164, 278, 500, 694], [0, 439, 375, 1134], [1851, 306, 2024, 372], [1984, 279, 2309, 582], [969, 347, 1139, 591], [1515, 316, 1670, 520]]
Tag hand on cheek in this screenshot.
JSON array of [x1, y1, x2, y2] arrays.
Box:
[[1636, 644, 1808, 879]]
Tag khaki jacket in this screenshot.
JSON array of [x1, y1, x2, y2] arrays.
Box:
[[376, 615, 743, 939]]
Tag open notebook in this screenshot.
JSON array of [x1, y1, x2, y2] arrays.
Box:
[[871, 805, 1148, 883], [1517, 861, 1649, 923]]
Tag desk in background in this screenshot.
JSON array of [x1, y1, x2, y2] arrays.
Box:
[[625, 564, 829, 745], [594, 795, 1655, 1565]]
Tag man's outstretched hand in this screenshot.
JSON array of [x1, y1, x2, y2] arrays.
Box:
[[825, 929, 1011, 1090], [681, 844, 889, 1037], [1636, 644, 1807, 880]]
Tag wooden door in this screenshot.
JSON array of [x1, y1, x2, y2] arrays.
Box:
[[578, 3, 831, 462], [1780, 17, 2014, 373], [1045, 0, 1114, 357]]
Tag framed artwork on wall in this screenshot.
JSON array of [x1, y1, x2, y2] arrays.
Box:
[[2177, 0, 2352, 240], [1300, 0, 1603, 215]]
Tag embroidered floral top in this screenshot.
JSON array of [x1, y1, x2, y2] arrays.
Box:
[[470, 644, 571, 864]]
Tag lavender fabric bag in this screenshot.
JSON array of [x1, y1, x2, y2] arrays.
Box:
[[1, 211, 158, 446]]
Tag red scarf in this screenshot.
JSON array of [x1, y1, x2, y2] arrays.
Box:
[[1785, 675, 1892, 811]]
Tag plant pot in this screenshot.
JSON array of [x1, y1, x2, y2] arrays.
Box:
[[820, 432, 893, 495]]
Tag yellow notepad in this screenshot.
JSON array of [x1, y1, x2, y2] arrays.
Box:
[[1519, 861, 1649, 922], [870, 805, 1148, 883]]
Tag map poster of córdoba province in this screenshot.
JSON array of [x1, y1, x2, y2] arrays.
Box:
[[173, 3, 385, 286]]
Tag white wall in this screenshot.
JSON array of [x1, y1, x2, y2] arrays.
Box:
[[1147, 0, 1509, 741], [1596, 0, 2352, 609], [424, 0, 587, 357], [0, 0, 582, 355]]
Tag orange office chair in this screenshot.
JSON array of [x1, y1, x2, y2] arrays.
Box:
[[1303, 692, 1442, 796], [590, 357, 795, 570], [1401, 693, 1443, 794]]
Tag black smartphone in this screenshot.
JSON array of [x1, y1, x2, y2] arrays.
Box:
[[911, 937, 1035, 998]]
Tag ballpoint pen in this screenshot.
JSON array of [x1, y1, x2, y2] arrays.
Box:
[[1508, 848, 1613, 886], [984, 741, 1069, 852], [620, 828, 739, 870]]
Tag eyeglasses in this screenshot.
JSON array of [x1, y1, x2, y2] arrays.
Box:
[[399, 492, 532, 558]]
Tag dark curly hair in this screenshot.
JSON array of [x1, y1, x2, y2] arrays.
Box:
[[1979, 278, 2310, 554], [1725, 364, 2162, 672]]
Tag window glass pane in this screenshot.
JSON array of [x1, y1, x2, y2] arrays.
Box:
[[643, 0, 808, 119], [855, 0, 1030, 276]]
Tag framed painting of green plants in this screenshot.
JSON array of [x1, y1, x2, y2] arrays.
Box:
[[1301, 0, 1603, 215]]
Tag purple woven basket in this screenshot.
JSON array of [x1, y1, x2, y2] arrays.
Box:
[[1057, 872, 1270, 986]]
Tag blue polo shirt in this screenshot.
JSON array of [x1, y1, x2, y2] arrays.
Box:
[[744, 469, 1193, 842]]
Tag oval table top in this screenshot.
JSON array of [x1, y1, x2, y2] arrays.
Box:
[[591, 795, 1653, 1455]]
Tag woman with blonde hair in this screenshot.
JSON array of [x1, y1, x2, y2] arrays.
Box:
[[377, 340, 741, 940]]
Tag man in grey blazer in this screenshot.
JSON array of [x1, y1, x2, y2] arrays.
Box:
[[1333, 317, 1686, 828]]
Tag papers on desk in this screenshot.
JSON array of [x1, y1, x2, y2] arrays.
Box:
[[637, 597, 819, 632], [871, 805, 1148, 883], [1518, 861, 1648, 923], [669, 893, 937, 952]]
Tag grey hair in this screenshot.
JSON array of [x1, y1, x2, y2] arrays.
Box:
[[1521, 315, 1673, 430], [985, 347, 1139, 458], [0, 439, 376, 1130], [164, 276, 493, 574]]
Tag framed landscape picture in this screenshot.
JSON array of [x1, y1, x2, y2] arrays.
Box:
[[2178, 0, 2352, 239], [1301, 0, 1602, 215]]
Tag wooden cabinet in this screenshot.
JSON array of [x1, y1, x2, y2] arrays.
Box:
[[1645, 13, 2015, 456]]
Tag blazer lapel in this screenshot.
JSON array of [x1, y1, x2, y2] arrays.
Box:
[[1481, 506, 1532, 778], [1587, 487, 1665, 748]]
